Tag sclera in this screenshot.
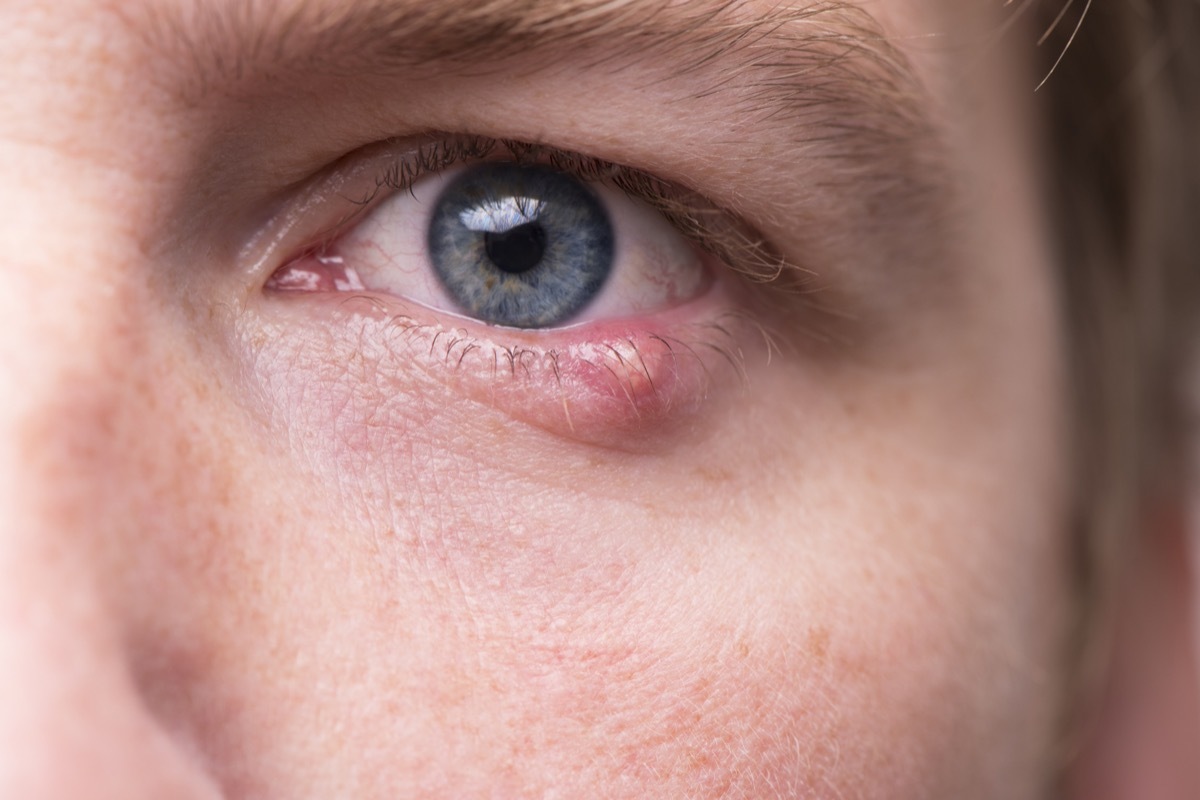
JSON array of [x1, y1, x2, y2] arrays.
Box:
[[330, 166, 712, 327]]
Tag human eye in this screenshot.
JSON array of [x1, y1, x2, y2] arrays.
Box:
[[268, 139, 715, 330], [249, 135, 788, 445]]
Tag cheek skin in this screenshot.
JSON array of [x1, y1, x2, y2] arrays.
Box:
[[118, 314, 835, 796], [187, 251, 1071, 799], [38, 310, 1066, 800], [1, 1, 1076, 798], [19, 179, 1067, 800]]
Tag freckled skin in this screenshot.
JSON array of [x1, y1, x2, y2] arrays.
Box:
[[0, 1, 1073, 799]]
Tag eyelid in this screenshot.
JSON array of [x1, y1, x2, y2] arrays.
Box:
[[243, 133, 796, 448], [249, 133, 803, 299]]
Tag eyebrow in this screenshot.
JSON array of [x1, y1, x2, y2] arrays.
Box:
[[162, 0, 904, 71], [145, 0, 939, 163]]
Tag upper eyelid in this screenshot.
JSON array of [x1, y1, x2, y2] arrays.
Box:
[[304, 134, 810, 295], [156, 2, 956, 324]]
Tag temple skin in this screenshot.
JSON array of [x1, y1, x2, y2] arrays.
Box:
[[0, 1, 1092, 798]]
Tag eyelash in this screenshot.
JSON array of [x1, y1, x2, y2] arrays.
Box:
[[337, 133, 798, 291]]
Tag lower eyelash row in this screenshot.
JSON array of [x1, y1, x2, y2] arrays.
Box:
[[308, 292, 779, 446], [358, 298, 758, 387]]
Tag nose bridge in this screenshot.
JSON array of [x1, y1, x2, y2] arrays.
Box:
[[0, 142, 223, 796], [0, 299, 142, 639], [0, 1, 214, 598], [0, 140, 152, 578]]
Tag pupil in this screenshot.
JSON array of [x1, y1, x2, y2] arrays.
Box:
[[484, 222, 547, 274]]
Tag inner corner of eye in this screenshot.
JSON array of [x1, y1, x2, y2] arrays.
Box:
[[264, 250, 365, 294]]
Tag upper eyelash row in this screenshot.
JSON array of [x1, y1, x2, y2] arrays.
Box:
[[347, 133, 803, 291]]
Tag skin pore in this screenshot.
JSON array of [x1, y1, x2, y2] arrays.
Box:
[[0, 0, 1125, 797]]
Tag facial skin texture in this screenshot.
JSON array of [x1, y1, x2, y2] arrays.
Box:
[[0, 1, 1077, 798]]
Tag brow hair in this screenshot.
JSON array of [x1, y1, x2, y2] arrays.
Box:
[[153, 0, 908, 84], [140, 1, 938, 164]]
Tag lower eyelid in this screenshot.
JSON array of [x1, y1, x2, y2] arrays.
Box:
[[251, 286, 761, 451]]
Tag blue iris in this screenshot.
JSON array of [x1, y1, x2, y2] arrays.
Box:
[[427, 163, 615, 328]]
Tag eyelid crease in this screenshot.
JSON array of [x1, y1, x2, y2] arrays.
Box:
[[353, 133, 820, 296]]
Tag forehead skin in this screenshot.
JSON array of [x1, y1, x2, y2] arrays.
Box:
[[0, 1, 1070, 799]]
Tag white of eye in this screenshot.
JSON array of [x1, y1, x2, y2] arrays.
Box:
[[332, 166, 710, 324]]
